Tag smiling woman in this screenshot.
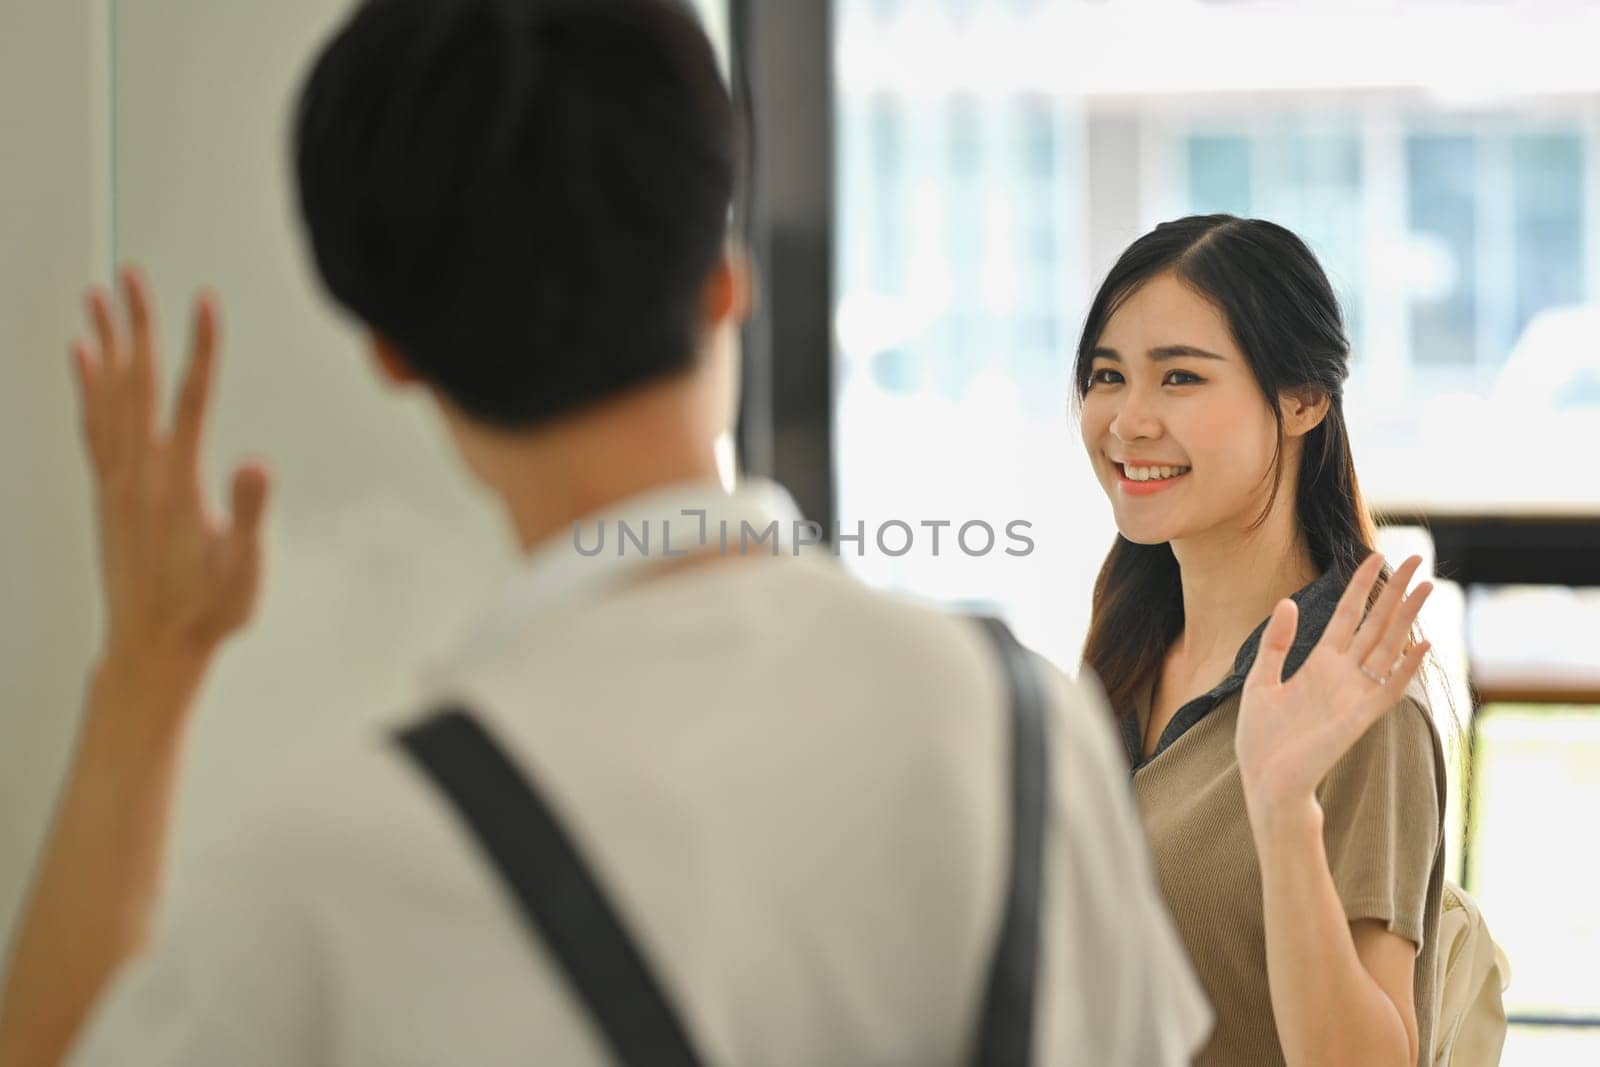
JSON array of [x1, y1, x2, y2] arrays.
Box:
[[1071, 215, 1464, 1067], [1075, 217, 1370, 720]]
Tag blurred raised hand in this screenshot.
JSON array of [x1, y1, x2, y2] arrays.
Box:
[[71, 266, 272, 676]]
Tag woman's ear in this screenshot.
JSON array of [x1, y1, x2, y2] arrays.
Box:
[[1280, 388, 1330, 438]]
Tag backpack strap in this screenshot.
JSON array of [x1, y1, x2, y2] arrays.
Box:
[[968, 615, 1050, 1067], [396, 708, 704, 1067], [394, 614, 1048, 1067]]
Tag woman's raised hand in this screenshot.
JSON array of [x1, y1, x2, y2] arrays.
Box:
[[1235, 553, 1433, 822], [70, 266, 272, 677]]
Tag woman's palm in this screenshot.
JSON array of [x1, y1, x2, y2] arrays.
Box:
[[1235, 554, 1433, 808]]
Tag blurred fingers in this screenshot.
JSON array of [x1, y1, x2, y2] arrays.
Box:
[[121, 266, 162, 447], [215, 462, 271, 633], [171, 293, 219, 473]]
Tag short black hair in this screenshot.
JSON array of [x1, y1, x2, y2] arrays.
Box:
[[294, 0, 735, 429]]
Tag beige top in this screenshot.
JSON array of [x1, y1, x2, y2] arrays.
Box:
[[1119, 570, 1448, 1066]]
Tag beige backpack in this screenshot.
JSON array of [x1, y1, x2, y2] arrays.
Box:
[[1432, 881, 1510, 1066]]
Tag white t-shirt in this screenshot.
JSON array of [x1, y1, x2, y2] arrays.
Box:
[[69, 478, 1211, 1066]]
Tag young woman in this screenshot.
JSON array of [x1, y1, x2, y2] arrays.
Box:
[[1075, 215, 1449, 1067]]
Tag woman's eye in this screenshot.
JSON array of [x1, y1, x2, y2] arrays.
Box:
[[1088, 368, 1123, 387], [1164, 370, 1202, 386]]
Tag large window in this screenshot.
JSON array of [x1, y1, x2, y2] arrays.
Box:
[[1168, 114, 1597, 508], [836, 6, 1099, 667]]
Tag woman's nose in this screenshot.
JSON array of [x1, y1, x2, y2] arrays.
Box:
[[1109, 386, 1163, 441]]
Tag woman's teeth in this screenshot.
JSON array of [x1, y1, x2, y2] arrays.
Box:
[[1123, 464, 1190, 482]]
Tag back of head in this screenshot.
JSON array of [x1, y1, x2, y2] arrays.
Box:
[[294, 0, 735, 430]]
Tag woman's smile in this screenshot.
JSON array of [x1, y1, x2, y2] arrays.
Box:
[[1113, 459, 1192, 495]]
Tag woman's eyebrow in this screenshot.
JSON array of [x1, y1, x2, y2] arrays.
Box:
[[1089, 345, 1226, 362], [1150, 344, 1226, 362]]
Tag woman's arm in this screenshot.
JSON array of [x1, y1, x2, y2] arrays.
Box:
[[0, 270, 270, 1066], [1234, 551, 1434, 1067], [0, 656, 206, 1067], [1254, 799, 1418, 1067]]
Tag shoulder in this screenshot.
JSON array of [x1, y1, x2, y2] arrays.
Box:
[[172, 725, 477, 924], [1362, 680, 1447, 778], [1319, 678, 1449, 822], [748, 558, 1127, 808], [567, 551, 1116, 734]]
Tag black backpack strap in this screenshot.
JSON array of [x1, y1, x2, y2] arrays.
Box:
[[969, 615, 1050, 1067], [394, 616, 1046, 1067], [395, 708, 703, 1067]]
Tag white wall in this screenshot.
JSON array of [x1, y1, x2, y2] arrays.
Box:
[[1, 0, 518, 939], [0, 0, 114, 941]]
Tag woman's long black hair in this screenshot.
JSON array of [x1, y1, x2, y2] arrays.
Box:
[[1073, 215, 1385, 719]]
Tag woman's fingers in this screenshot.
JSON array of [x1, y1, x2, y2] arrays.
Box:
[[69, 268, 271, 655], [229, 463, 270, 546], [84, 272, 163, 476], [1247, 597, 1299, 690], [1363, 641, 1432, 723], [1362, 581, 1433, 682], [1324, 551, 1385, 652], [212, 462, 272, 636], [77, 268, 221, 492], [121, 266, 162, 451], [85, 288, 121, 370], [1349, 554, 1422, 662], [171, 293, 219, 474]]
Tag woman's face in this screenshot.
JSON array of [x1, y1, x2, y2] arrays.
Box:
[[1079, 271, 1284, 547]]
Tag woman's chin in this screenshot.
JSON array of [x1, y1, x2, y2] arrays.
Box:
[[1112, 518, 1179, 546]]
